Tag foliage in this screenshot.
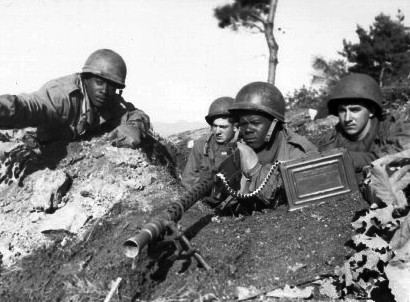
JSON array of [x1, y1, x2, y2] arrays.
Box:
[[214, 0, 280, 84], [214, 0, 270, 32], [285, 85, 326, 111], [311, 56, 349, 92], [340, 11, 410, 86], [382, 79, 410, 110], [317, 152, 410, 301], [366, 152, 410, 208]]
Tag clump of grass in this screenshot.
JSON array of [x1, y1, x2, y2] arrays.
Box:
[[62, 275, 107, 302]]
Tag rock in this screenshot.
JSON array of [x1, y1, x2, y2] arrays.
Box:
[[27, 169, 71, 212], [103, 146, 145, 167], [39, 203, 89, 235]]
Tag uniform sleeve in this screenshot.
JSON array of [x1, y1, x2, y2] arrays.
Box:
[[381, 121, 410, 155], [295, 135, 318, 153], [0, 87, 72, 129], [120, 108, 151, 136], [318, 129, 337, 152], [348, 151, 378, 171], [240, 136, 316, 205], [181, 141, 203, 189], [238, 162, 282, 205]]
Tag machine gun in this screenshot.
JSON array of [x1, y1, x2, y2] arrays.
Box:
[[122, 147, 242, 270]]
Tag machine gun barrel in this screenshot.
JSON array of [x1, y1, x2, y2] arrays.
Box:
[[123, 174, 214, 258], [123, 148, 241, 259]]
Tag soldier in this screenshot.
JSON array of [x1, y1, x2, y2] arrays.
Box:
[[0, 49, 150, 148], [182, 97, 238, 195], [319, 73, 410, 182], [224, 82, 317, 213]]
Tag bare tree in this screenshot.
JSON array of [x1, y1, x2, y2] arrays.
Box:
[[214, 0, 280, 84]]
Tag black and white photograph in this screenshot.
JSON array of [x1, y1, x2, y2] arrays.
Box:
[[0, 0, 409, 301]]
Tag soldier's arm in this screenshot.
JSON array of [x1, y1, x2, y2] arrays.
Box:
[[181, 141, 203, 189], [101, 95, 151, 148], [120, 107, 151, 135], [240, 141, 316, 205], [386, 121, 410, 152], [0, 88, 71, 129], [348, 151, 378, 171]]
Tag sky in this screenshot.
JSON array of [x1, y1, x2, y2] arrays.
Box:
[[0, 0, 409, 124]]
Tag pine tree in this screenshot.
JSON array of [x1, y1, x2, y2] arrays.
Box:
[[214, 0, 280, 84], [340, 11, 410, 87]]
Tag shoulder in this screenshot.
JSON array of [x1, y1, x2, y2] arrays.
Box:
[[192, 135, 209, 150], [40, 73, 82, 96], [317, 125, 340, 151], [377, 114, 410, 139], [283, 127, 318, 153]]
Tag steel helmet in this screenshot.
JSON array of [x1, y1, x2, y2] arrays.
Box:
[[82, 49, 127, 88], [229, 82, 285, 122], [327, 73, 383, 117], [205, 97, 235, 125]]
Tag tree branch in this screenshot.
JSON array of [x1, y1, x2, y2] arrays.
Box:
[[248, 12, 266, 24], [243, 21, 265, 33]]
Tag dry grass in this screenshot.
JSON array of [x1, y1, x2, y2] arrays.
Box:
[[62, 275, 108, 302]]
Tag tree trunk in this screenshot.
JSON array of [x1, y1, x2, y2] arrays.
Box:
[[379, 66, 385, 87], [264, 0, 279, 84]]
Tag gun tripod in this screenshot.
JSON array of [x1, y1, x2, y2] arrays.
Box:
[[155, 223, 211, 272]]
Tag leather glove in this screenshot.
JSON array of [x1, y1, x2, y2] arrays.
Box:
[[107, 124, 143, 149], [236, 142, 260, 177]]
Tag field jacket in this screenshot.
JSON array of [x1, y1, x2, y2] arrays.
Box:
[[0, 73, 150, 143], [238, 127, 318, 209], [182, 133, 237, 189], [319, 115, 410, 175]]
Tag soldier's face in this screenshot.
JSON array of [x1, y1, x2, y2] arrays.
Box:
[[238, 113, 272, 150], [84, 76, 117, 108], [212, 117, 236, 144], [337, 102, 374, 141]]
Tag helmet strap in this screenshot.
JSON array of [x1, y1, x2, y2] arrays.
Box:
[[119, 89, 123, 96], [264, 119, 278, 143]]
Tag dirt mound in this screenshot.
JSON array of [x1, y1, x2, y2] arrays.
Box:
[[0, 189, 368, 301], [0, 118, 372, 301]]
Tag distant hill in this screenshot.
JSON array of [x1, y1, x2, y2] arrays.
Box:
[[152, 120, 207, 137]]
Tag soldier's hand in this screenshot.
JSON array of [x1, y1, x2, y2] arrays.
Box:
[[107, 124, 143, 149], [236, 142, 260, 177]]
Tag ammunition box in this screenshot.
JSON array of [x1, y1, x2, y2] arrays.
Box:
[[280, 148, 358, 211]]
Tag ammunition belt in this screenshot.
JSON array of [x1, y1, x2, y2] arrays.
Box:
[[216, 161, 280, 199]]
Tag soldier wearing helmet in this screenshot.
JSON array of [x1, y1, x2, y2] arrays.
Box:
[[319, 73, 410, 182], [0, 49, 149, 148], [226, 82, 317, 212], [182, 97, 238, 197]]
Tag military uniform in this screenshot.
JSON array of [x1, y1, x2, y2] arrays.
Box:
[[182, 133, 236, 189], [238, 127, 318, 208], [0, 73, 149, 143], [320, 73, 410, 184], [319, 115, 410, 173]]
